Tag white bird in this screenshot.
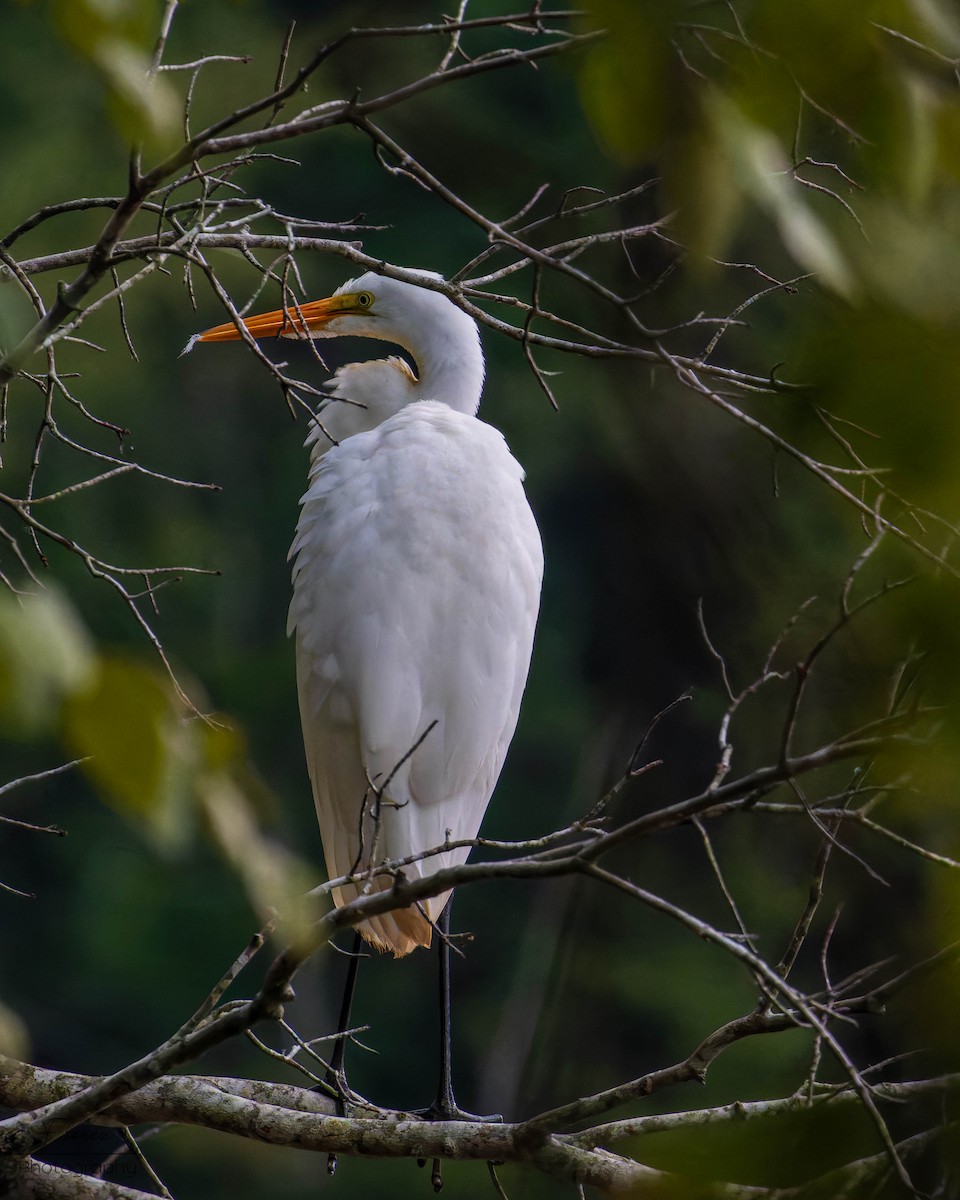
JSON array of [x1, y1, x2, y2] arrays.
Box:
[[194, 269, 543, 959]]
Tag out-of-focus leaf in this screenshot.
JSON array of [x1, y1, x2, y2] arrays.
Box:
[[201, 718, 247, 774], [795, 304, 960, 511], [851, 196, 960, 324], [51, 0, 179, 147], [0, 588, 95, 739], [746, 0, 890, 132], [62, 657, 196, 848], [710, 95, 856, 296], [665, 97, 740, 268], [578, 0, 690, 164], [578, 0, 960, 287], [98, 37, 180, 148], [0, 1001, 29, 1060], [198, 771, 321, 952], [905, 866, 960, 1069]]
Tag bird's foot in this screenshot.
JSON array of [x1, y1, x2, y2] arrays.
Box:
[[412, 1090, 501, 1191], [412, 1094, 501, 1124]]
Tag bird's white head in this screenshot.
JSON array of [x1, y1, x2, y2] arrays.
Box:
[[192, 270, 486, 437]]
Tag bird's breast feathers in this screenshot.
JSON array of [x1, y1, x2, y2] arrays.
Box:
[[289, 400, 542, 809]]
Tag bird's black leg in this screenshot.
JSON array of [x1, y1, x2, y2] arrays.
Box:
[[325, 928, 363, 1106], [415, 902, 501, 1123], [316, 929, 363, 1176]]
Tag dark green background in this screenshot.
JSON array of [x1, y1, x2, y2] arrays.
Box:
[[2, 2, 959, 1196]]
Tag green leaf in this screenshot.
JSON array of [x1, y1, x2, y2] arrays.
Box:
[[710, 94, 856, 296], [62, 657, 196, 848], [0, 1000, 29, 1060], [578, 0, 960, 285], [578, 0, 692, 165], [199, 772, 321, 951], [0, 588, 95, 739], [52, 0, 179, 147]]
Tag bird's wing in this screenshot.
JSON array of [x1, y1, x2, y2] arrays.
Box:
[[289, 402, 542, 949]]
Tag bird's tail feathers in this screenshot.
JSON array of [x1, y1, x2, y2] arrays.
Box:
[[333, 880, 451, 958]]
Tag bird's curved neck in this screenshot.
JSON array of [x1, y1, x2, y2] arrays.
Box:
[[404, 326, 484, 416], [312, 296, 485, 456]]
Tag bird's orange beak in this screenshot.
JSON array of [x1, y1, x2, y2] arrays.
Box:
[[194, 294, 352, 344]]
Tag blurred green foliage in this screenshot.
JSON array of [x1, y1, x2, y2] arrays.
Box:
[[0, 588, 93, 739], [0, 1, 959, 1197], [64, 656, 194, 836], [0, 587, 319, 949], [52, 0, 179, 147], [582, 0, 960, 281]]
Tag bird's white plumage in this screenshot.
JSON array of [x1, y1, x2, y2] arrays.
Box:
[[284, 272, 543, 955]]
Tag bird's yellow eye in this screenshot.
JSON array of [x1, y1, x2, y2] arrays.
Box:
[[356, 292, 373, 308]]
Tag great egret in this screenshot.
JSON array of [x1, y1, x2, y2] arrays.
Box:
[[192, 268, 543, 1115]]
